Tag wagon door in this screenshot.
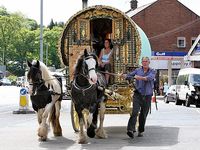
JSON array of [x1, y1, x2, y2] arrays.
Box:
[[68, 19, 91, 81], [112, 18, 137, 83]]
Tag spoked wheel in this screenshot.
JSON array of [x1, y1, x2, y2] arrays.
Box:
[[71, 101, 80, 132]]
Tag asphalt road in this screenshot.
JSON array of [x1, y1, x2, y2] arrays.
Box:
[[1, 86, 200, 150]]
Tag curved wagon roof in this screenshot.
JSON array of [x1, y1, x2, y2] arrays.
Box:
[[58, 5, 151, 66]]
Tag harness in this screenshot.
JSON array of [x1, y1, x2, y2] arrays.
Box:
[[71, 54, 103, 113], [29, 77, 62, 112]]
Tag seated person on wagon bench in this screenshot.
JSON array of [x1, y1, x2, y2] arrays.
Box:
[[98, 39, 113, 84]]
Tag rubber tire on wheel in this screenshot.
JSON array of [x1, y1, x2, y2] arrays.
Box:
[[185, 96, 191, 107], [175, 95, 182, 105], [164, 96, 169, 104], [71, 101, 80, 132]]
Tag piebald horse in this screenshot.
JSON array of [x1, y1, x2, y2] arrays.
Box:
[[71, 49, 107, 144], [27, 60, 62, 141]]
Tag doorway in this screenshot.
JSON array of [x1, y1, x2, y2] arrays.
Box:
[[90, 18, 112, 57]]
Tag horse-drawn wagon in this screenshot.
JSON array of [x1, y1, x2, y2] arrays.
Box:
[[58, 5, 151, 133]]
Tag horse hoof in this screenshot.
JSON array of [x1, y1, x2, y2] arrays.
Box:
[[39, 136, 47, 141], [78, 139, 87, 144], [87, 126, 96, 138], [95, 129, 107, 139], [54, 132, 62, 137]]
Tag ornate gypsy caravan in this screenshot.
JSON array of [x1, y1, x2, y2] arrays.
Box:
[[58, 5, 151, 131]]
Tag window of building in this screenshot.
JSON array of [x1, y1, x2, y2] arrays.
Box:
[[191, 37, 196, 46], [177, 37, 186, 48]]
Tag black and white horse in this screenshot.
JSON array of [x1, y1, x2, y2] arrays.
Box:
[[27, 60, 62, 141], [71, 49, 107, 144]]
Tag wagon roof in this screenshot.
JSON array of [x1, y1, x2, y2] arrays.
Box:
[[58, 5, 141, 66]]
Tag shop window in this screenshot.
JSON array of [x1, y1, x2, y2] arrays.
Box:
[[177, 37, 186, 48]]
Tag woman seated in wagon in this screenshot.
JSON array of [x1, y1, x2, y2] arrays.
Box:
[[98, 39, 113, 85]]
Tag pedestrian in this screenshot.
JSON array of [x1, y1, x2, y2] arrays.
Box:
[[163, 82, 169, 95], [121, 56, 156, 139]]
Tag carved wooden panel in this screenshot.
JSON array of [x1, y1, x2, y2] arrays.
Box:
[[69, 45, 90, 81]]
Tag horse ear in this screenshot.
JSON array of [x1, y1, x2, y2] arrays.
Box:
[[36, 60, 40, 68], [84, 49, 88, 57], [27, 60, 32, 68]]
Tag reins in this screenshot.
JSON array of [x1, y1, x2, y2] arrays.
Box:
[[97, 70, 122, 77]]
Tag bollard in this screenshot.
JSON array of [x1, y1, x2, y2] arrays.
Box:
[[13, 87, 35, 114]]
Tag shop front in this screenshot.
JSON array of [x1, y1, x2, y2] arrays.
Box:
[[150, 51, 190, 95]]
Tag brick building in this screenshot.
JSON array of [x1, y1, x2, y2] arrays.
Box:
[[127, 0, 200, 87]]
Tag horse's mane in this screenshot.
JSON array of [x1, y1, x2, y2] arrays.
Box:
[[74, 54, 84, 76], [74, 52, 98, 76], [32, 60, 61, 93]]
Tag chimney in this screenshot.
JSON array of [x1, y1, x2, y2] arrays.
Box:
[[82, 0, 88, 9], [130, 0, 138, 10]]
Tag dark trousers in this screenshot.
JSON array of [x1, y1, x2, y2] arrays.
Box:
[[127, 92, 151, 133]]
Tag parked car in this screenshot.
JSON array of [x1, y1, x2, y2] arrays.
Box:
[[164, 85, 177, 103], [16, 76, 25, 87], [0, 78, 12, 86], [176, 68, 200, 107]]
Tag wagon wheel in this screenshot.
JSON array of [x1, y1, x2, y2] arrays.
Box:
[[70, 101, 80, 132]]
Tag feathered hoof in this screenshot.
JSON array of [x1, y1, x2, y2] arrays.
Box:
[[38, 136, 47, 141], [78, 133, 87, 144], [54, 131, 62, 137], [38, 124, 48, 140], [87, 125, 96, 138], [95, 128, 107, 139]]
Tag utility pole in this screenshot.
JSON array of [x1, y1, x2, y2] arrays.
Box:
[[46, 44, 48, 66], [40, 0, 44, 62]]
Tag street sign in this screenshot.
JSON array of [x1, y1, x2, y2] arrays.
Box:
[[20, 88, 27, 95]]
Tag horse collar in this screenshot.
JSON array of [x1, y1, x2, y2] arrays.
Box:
[[72, 80, 96, 96]]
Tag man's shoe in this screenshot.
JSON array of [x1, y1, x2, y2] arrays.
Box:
[[127, 131, 134, 139], [138, 132, 143, 137]]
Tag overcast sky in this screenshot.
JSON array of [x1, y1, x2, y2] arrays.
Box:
[[0, 0, 199, 26]]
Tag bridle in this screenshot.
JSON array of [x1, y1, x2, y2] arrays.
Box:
[[28, 66, 45, 95], [76, 55, 97, 81]]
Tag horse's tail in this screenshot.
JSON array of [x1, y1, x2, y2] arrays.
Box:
[[48, 101, 62, 136]]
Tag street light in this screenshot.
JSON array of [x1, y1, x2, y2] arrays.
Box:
[[40, 0, 43, 62], [46, 44, 48, 66]]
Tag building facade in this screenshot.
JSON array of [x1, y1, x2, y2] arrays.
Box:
[[127, 0, 200, 90]]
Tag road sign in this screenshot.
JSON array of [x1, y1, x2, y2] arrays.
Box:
[[20, 88, 27, 95]]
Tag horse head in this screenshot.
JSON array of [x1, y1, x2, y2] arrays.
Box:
[[27, 60, 43, 95], [83, 49, 98, 84]]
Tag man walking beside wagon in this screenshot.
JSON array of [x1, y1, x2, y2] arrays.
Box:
[[122, 57, 156, 139]]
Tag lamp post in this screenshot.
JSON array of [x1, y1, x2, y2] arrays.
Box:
[[2, 48, 4, 65], [40, 0, 44, 62], [46, 44, 48, 66]]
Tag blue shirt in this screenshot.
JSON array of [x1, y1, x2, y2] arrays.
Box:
[[126, 67, 156, 96]]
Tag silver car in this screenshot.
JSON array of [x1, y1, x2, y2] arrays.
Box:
[[164, 85, 177, 103]]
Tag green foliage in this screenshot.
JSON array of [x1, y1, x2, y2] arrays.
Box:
[[0, 6, 9, 16], [0, 7, 64, 76]]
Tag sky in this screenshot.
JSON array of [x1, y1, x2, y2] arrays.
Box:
[[0, 0, 199, 26]]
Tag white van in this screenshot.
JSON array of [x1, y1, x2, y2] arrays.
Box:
[[176, 68, 200, 107]]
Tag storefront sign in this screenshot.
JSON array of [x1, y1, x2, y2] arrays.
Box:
[[152, 51, 187, 56]]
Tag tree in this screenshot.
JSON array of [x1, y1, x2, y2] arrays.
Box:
[[0, 14, 24, 65], [0, 6, 9, 16], [48, 19, 55, 30], [43, 26, 63, 68]]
